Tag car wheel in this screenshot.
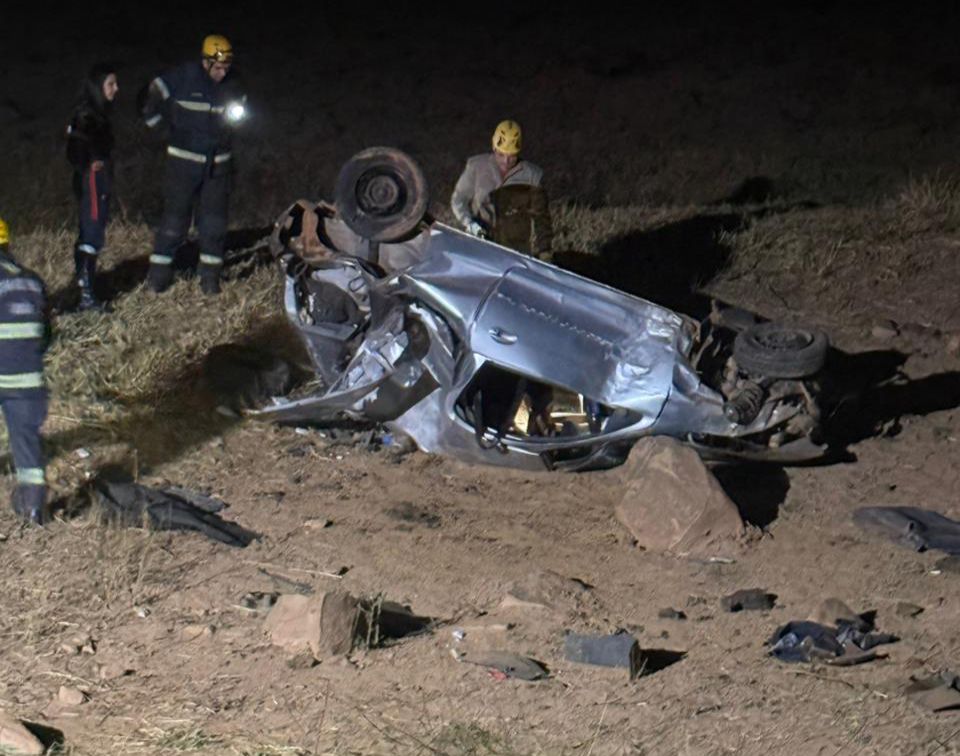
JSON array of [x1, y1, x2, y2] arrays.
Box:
[[335, 147, 428, 242], [733, 322, 828, 378]]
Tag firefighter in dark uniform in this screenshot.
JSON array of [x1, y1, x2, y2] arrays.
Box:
[[66, 62, 119, 312], [141, 34, 247, 295], [0, 219, 49, 524]]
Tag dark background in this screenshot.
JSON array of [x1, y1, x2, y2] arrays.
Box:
[[3, 2, 960, 231]]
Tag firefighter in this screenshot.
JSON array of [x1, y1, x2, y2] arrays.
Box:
[[66, 62, 118, 312], [450, 119, 543, 238], [0, 219, 49, 524], [142, 34, 247, 295]]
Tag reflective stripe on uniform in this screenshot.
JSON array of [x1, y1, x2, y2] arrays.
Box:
[[145, 114, 162, 128], [152, 77, 171, 100], [0, 322, 44, 339], [0, 262, 20, 275], [149, 254, 173, 265], [199, 254, 223, 266], [176, 100, 212, 112], [77, 244, 98, 255], [167, 146, 232, 164], [0, 372, 43, 389], [16, 467, 45, 485]]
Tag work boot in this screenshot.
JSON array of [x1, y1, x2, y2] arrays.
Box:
[[199, 264, 222, 296], [74, 248, 109, 313], [10, 486, 46, 525], [146, 261, 174, 293]]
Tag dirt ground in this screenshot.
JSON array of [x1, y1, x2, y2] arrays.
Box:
[[2, 5, 960, 755]]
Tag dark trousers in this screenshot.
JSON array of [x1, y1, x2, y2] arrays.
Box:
[[1, 392, 47, 513], [153, 156, 230, 267], [74, 165, 111, 255]]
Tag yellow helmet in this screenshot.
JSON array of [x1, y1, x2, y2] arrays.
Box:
[[0, 218, 8, 246], [492, 120, 522, 156], [202, 34, 234, 63]]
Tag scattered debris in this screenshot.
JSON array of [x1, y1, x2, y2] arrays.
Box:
[[905, 670, 960, 712], [74, 448, 91, 460], [451, 628, 466, 642], [564, 630, 643, 678], [721, 589, 777, 612], [134, 606, 151, 619], [0, 710, 45, 754], [613, 437, 746, 557], [658, 608, 687, 621], [563, 630, 685, 679], [895, 602, 924, 618], [769, 600, 897, 665], [853, 506, 960, 556], [87, 476, 259, 548], [459, 650, 548, 681], [238, 591, 280, 612]]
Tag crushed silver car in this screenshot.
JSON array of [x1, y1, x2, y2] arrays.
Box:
[[256, 148, 829, 471]]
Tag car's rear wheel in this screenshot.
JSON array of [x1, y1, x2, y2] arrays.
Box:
[[733, 322, 828, 378], [335, 147, 428, 242]]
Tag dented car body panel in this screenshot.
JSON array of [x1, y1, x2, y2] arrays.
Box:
[[257, 207, 828, 470]]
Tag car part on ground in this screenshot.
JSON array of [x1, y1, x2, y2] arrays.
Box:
[[254, 148, 830, 469]]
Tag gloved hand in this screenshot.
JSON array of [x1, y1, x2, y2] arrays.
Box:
[[465, 220, 486, 239]]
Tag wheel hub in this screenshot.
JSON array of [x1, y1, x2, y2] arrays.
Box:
[[355, 169, 405, 217]]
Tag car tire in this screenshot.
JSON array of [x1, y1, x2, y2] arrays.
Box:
[[335, 147, 428, 242], [733, 322, 828, 378]]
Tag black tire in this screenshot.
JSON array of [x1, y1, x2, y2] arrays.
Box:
[[334, 147, 428, 242], [733, 322, 828, 378]]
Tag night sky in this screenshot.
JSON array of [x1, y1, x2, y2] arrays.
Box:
[[3, 3, 960, 229]]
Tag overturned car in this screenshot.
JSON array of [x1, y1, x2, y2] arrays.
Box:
[[256, 148, 829, 471]]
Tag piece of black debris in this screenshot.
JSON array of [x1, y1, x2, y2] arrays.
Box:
[[89, 477, 259, 547], [905, 670, 960, 711], [461, 650, 548, 681], [239, 591, 281, 612], [563, 631, 684, 679], [895, 602, 924, 619], [658, 608, 687, 621], [768, 614, 898, 665], [853, 506, 960, 556], [721, 589, 777, 612], [564, 630, 641, 676]]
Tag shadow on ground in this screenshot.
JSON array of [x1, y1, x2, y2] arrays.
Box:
[[32, 316, 311, 479], [553, 212, 743, 317], [50, 226, 273, 313], [820, 349, 960, 451], [713, 464, 790, 529]]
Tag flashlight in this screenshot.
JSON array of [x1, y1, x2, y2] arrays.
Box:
[[225, 101, 247, 123]]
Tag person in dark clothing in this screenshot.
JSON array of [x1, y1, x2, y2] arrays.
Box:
[[141, 34, 247, 296], [0, 218, 49, 524], [66, 62, 118, 312]]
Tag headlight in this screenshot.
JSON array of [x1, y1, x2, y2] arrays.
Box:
[[225, 102, 247, 123]]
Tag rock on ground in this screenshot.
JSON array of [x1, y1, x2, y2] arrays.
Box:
[[611, 437, 746, 557], [0, 710, 44, 755]]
